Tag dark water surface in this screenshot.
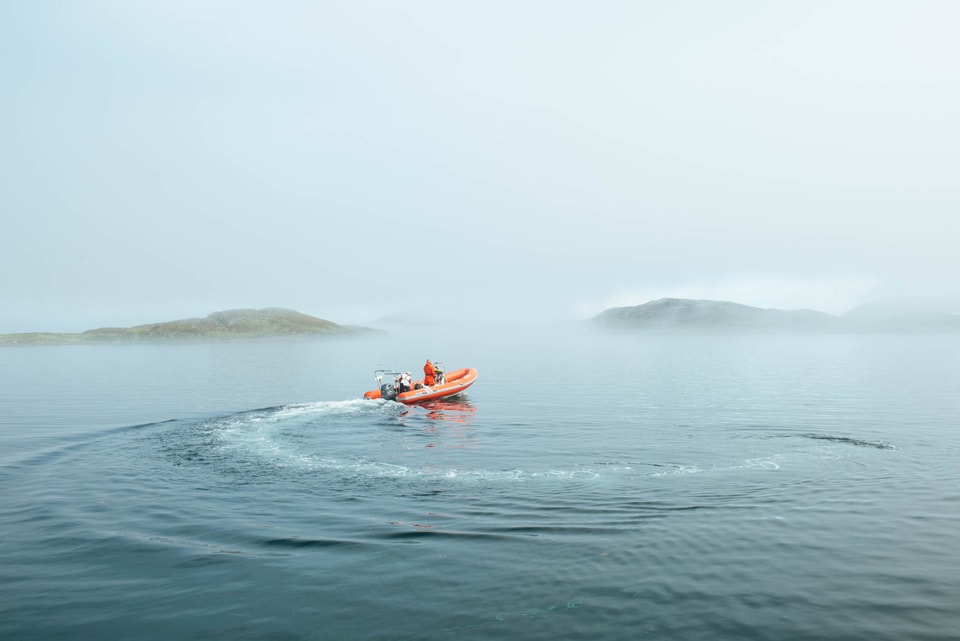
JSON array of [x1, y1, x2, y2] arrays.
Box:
[[2, 328, 958, 640]]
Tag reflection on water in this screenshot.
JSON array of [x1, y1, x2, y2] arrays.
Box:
[[401, 396, 478, 451], [415, 396, 477, 424]]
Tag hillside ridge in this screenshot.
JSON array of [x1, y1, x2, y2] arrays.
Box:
[[0, 308, 381, 345], [593, 298, 960, 333]]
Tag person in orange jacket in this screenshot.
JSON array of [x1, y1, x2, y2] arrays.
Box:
[[423, 359, 436, 387]]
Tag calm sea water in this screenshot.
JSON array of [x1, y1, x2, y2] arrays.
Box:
[[1, 326, 958, 640]]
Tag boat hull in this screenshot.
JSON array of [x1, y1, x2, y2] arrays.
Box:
[[364, 367, 478, 405]]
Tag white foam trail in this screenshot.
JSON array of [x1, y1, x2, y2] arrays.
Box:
[[258, 398, 403, 422], [741, 457, 782, 470], [190, 403, 796, 486]]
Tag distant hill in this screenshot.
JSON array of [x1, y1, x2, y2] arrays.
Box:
[[0, 308, 382, 345], [593, 298, 960, 333], [839, 301, 960, 333]]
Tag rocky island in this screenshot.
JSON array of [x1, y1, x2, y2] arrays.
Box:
[[0, 308, 382, 345], [593, 298, 960, 333]]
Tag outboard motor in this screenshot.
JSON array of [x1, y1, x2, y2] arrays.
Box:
[[380, 382, 398, 401]]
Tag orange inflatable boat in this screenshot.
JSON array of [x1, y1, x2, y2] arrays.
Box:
[[363, 367, 478, 405]]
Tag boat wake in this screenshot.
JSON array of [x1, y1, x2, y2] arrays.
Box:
[[150, 399, 662, 488], [794, 433, 896, 450], [155, 401, 891, 491]]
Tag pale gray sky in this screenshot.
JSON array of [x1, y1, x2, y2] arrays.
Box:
[[3, 1, 958, 332]]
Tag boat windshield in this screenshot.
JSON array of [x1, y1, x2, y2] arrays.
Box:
[[373, 370, 402, 386]]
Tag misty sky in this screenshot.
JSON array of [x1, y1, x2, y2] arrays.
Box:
[[3, 1, 959, 332]]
